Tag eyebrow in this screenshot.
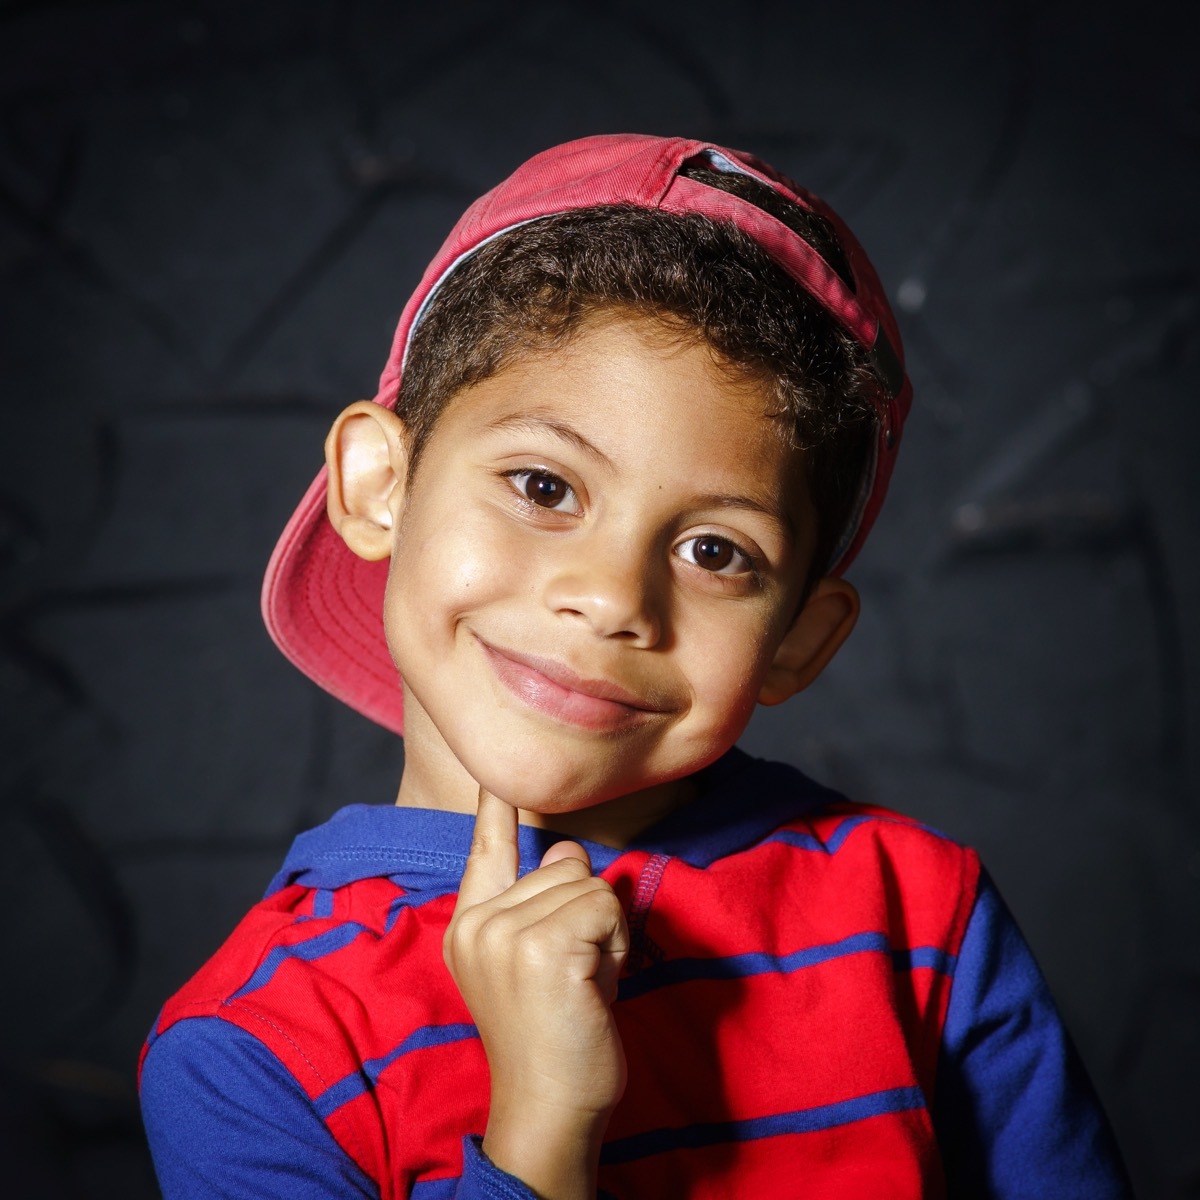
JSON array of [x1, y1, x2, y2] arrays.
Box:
[[484, 411, 796, 541], [703, 492, 796, 540], [484, 413, 613, 465]]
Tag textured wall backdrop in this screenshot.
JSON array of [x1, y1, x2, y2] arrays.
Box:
[[2, 1, 1197, 1196]]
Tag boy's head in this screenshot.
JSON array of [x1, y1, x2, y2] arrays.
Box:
[[395, 191, 878, 586], [263, 136, 911, 791]]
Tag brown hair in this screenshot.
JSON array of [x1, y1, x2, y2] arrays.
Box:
[[396, 171, 879, 578]]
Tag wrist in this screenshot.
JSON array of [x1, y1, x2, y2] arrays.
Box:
[[483, 1094, 611, 1200]]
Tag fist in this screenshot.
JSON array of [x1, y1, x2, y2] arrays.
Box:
[[444, 788, 630, 1125]]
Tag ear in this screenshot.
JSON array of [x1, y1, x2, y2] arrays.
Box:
[[758, 577, 860, 706], [325, 401, 410, 562]]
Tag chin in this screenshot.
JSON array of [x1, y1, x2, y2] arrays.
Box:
[[463, 751, 651, 815], [481, 773, 629, 816]]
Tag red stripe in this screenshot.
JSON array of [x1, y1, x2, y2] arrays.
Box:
[[148, 809, 976, 1194]]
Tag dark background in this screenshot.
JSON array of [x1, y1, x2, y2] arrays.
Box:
[[2, 1, 1197, 1196]]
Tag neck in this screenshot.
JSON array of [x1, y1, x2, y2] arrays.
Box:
[[394, 690, 695, 850], [516, 776, 696, 849]]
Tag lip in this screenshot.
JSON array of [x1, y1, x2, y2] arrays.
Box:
[[479, 638, 666, 732]]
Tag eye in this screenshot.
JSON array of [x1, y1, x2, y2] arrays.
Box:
[[506, 469, 580, 513], [677, 534, 754, 576]]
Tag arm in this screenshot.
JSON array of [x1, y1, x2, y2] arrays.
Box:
[[141, 1017, 544, 1200], [443, 788, 629, 1200], [934, 872, 1134, 1199], [140, 1018, 379, 1200]]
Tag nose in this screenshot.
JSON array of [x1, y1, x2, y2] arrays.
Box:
[[542, 534, 664, 647]]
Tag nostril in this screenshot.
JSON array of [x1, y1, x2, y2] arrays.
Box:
[[545, 571, 661, 644]]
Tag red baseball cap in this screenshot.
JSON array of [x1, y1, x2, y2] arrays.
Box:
[[262, 134, 911, 735]]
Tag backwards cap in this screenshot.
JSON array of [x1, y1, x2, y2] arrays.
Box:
[[262, 133, 912, 735]]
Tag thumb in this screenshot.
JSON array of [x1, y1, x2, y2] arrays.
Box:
[[540, 840, 592, 872]]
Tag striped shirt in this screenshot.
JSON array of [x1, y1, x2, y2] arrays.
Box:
[[139, 749, 1130, 1198]]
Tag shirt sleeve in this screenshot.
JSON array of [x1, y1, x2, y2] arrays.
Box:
[[456, 1138, 542, 1200], [140, 1017, 380, 1199], [140, 1017, 541, 1200], [934, 871, 1134, 1199]]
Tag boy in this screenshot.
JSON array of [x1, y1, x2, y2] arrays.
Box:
[[139, 135, 1130, 1198]]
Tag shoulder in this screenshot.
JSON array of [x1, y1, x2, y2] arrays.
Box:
[[666, 748, 980, 894], [740, 760, 1132, 1194], [141, 869, 445, 1093], [139, 871, 455, 1194], [727, 755, 984, 945], [772, 789, 976, 866], [142, 881, 319, 1057], [141, 1017, 378, 1199]]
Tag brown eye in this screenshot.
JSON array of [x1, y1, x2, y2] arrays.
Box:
[[508, 470, 580, 513], [678, 534, 750, 575], [694, 537, 733, 571], [525, 473, 567, 505]]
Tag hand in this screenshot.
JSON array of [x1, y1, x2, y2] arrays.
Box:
[[444, 786, 629, 1199]]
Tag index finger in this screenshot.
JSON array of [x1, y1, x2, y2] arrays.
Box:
[[455, 786, 520, 909]]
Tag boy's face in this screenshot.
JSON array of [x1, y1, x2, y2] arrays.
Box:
[[335, 313, 856, 830]]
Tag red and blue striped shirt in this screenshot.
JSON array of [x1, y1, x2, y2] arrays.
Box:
[[140, 749, 1130, 1198]]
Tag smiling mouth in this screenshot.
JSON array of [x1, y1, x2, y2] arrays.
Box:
[[479, 639, 667, 732]]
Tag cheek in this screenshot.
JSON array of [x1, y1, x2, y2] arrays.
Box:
[[384, 505, 522, 642], [683, 613, 778, 717]]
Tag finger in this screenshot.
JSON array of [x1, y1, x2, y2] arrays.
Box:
[[539, 839, 592, 872], [455, 786, 519, 909], [458, 839, 593, 915], [528, 887, 631, 971], [476, 873, 615, 930], [551, 889, 630, 1003], [468, 852, 592, 914]]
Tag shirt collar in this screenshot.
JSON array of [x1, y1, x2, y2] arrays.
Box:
[[266, 747, 837, 896]]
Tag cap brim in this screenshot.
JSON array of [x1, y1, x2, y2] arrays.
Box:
[[262, 466, 402, 734], [260, 134, 910, 735]]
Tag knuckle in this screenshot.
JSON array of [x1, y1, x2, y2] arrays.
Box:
[[445, 907, 493, 963], [443, 918, 466, 959], [586, 886, 621, 918], [477, 911, 511, 957], [547, 856, 590, 882], [514, 926, 552, 971], [584, 885, 626, 932], [442, 925, 466, 976], [468, 833, 493, 859], [577, 875, 615, 902], [450, 907, 481, 943]]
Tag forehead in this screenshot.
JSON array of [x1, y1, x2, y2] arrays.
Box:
[[456, 314, 797, 454], [425, 312, 815, 546]]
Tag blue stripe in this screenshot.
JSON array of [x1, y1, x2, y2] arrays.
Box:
[[313, 1023, 479, 1119], [618, 934, 957, 1001], [768, 813, 951, 855], [618, 932, 887, 1001], [600, 1085, 927, 1165], [768, 815, 873, 853], [384, 881, 459, 931], [894, 945, 958, 975], [229, 922, 371, 1000], [312, 888, 335, 918]]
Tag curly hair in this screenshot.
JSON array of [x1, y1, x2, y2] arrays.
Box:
[[395, 167, 879, 579]]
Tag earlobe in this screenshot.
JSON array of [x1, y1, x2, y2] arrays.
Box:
[[758, 577, 860, 706], [325, 401, 410, 562]]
